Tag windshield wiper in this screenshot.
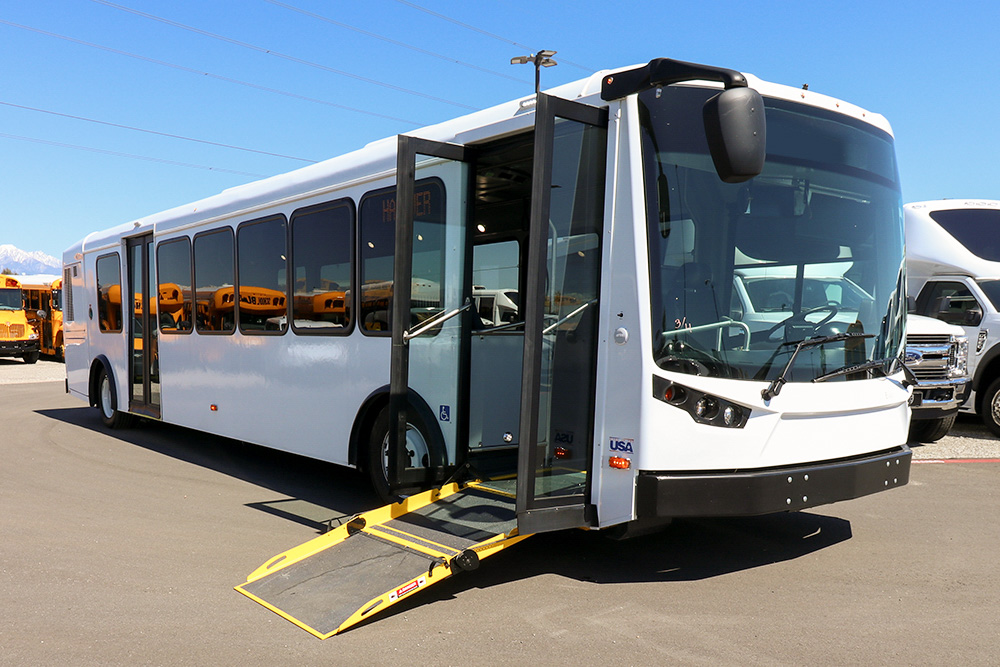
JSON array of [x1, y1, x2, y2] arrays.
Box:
[[761, 332, 874, 401], [813, 355, 917, 386]]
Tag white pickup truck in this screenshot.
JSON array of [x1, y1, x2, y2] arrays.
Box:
[[904, 314, 969, 441], [906, 199, 1000, 437]]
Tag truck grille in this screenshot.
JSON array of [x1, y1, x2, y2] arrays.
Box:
[[0, 323, 25, 339], [906, 334, 951, 346], [905, 335, 953, 380]]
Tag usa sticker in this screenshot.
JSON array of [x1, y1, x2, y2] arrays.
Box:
[[439, 405, 451, 422], [609, 437, 634, 454], [390, 576, 427, 601]]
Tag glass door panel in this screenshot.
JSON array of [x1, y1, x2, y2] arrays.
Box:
[[517, 95, 608, 534]]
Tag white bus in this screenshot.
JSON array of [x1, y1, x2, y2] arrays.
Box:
[[63, 56, 912, 635]]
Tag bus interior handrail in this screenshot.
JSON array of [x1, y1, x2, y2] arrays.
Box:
[[404, 302, 472, 341]]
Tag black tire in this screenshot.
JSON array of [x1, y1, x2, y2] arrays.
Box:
[[22, 351, 39, 364], [908, 414, 956, 443], [980, 377, 1000, 438], [96, 365, 134, 429], [367, 406, 433, 504]]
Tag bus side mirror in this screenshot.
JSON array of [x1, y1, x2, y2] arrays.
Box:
[[36, 310, 47, 319], [703, 87, 766, 183]]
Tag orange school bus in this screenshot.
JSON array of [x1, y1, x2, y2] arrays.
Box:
[[21, 277, 65, 360], [0, 275, 41, 364]]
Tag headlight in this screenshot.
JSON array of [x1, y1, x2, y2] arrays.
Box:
[[949, 336, 969, 377], [652, 375, 749, 428]]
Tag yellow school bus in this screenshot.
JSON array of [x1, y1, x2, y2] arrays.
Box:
[[21, 277, 64, 360], [0, 275, 41, 364]]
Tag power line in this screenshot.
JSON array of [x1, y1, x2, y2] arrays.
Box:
[[90, 0, 478, 110], [0, 101, 318, 164], [263, 0, 529, 84], [390, 0, 594, 72], [0, 132, 269, 178], [0, 19, 424, 126]]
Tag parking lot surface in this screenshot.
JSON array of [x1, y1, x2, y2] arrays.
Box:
[[2, 366, 998, 665]]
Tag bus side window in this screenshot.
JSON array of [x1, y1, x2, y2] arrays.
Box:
[[290, 199, 354, 333], [194, 228, 236, 333], [237, 216, 288, 334], [359, 187, 398, 334], [95, 253, 122, 333], [156, 238, 193, 333]]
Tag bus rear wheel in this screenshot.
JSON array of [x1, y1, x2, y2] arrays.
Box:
[[367, 406, 431, 504], [96, 366, 134, 429]]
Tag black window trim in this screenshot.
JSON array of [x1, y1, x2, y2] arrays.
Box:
[[155, 236, 194, 336], [357, 177, 447, 338], [236, 213, 290, 337], [95, 251, 123, 334], [289, 197, 357, 337], [192, 226, 237, 336]]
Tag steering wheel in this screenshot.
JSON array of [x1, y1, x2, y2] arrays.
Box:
[[765, 303, 839, 339]]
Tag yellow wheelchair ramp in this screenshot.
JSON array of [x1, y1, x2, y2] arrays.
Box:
[[236, 481, 529, 639]]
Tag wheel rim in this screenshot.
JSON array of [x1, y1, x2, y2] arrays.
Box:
[[992, 391, 1000, 426], [100, 375, 115, 420], [380, 423, 430, 481]]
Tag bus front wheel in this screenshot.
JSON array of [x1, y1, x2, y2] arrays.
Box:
[[22, 351, 39, 364], [96, 366, 134, 429], [367, 406, 432, 504]]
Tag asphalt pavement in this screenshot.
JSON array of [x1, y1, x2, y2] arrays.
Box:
[[1, 363, 998, 665]]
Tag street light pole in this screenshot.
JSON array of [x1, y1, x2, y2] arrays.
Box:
[[510, 50, 558, 94]]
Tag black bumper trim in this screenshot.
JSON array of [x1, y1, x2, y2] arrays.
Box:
[[636, 446, 911, 518], [0, 340, 39, 356]]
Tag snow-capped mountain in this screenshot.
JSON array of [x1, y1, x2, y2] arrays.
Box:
[[0, 244, 61, 274]]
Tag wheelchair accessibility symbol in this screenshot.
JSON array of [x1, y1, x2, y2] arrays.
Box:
[[439, 405, 451, 422]]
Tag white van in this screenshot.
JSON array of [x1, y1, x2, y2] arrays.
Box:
[[905, 200, 1000, 436]]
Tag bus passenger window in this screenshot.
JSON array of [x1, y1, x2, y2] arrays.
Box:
[[359, 187, 397, 334], [358, 180, 445, 335], [237, 216, 288, 334], [95, 253, 122, 333], [290, 200, 353, 333], [193, 228, 235, 333], [156, 238, 193, 333]]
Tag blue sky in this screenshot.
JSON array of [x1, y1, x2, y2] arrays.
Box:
[[1, 0, 997, 260]]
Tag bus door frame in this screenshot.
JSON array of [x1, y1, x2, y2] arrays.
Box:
[[516, 93, 609, 534], [389, 136, 477, 492], [125, 233, 161, 419]]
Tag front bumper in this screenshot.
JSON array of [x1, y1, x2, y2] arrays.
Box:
[[0, 339, 39, 357], [910, 378, 971, 419], [636, 446, 911, 518]]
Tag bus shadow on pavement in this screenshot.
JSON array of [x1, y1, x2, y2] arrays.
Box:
[[35, 406, 381, 530], [353, 509, 852, 631]]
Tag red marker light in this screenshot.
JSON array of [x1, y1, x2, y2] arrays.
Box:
[[554, 447, 570, 459]]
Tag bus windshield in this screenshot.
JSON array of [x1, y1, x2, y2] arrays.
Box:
[[0, 288, 22, 310], [640, 86, 905, 383]]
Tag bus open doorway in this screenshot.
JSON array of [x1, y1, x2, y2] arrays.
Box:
[[237, 95, 609, 637]]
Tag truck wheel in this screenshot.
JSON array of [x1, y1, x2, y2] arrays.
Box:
[[908, 414, 956, 443], [981, 377, 1000, 438], [22, 351, 39, 364], [96, 366, 134, 429], [367, 406, 431, 504]]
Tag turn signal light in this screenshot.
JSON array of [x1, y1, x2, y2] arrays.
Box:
[[210, 404, 218, 412], [608, 456, 630, 469]]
